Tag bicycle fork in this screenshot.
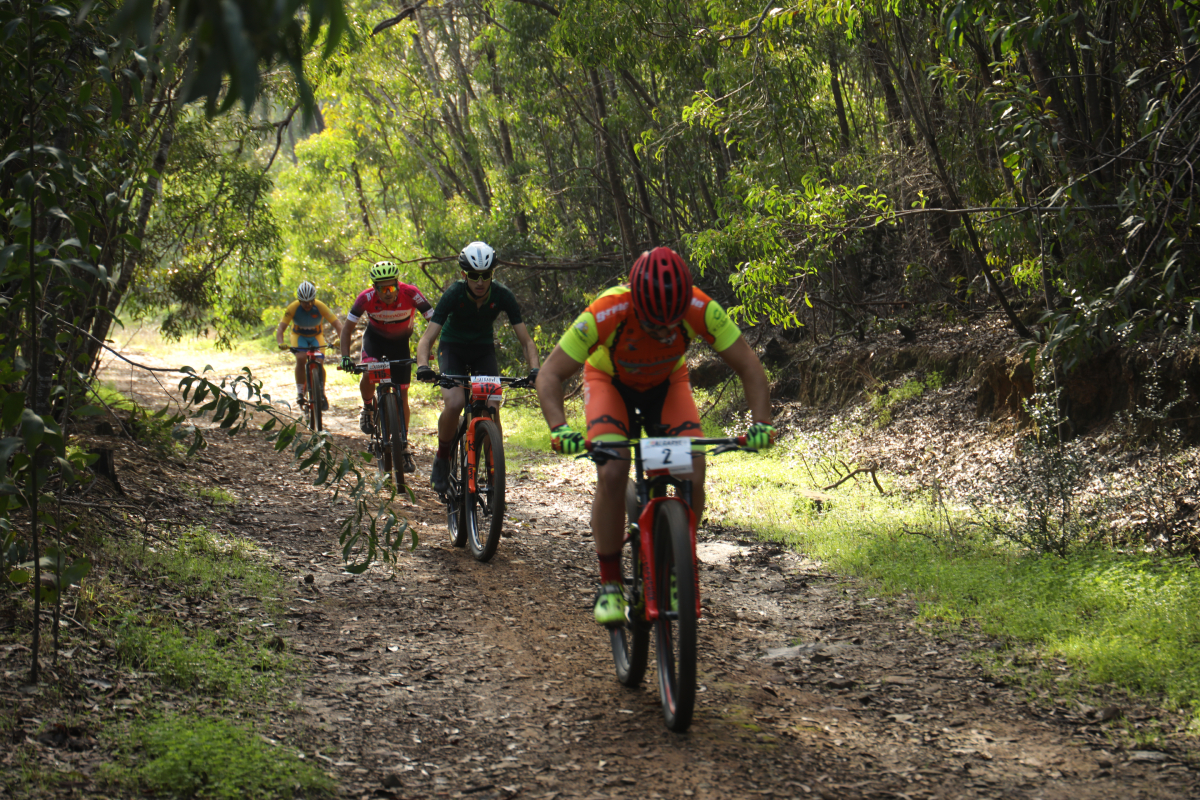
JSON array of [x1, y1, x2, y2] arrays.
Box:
[[635, 497, 702, 622], [464, 414, 493, 494]]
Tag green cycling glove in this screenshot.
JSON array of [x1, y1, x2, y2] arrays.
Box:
[[745, 421, 776, 450], [550, 424, 585, 456]]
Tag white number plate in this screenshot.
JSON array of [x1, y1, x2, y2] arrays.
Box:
[[471, 375, 501, 387], [640, 437, 693, 475], [366, 362, 390, 371]]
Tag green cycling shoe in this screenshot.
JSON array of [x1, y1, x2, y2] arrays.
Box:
[[593, 582, 627, 626]]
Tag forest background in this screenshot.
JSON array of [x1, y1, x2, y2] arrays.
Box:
[[3, 0, 1200, 685]]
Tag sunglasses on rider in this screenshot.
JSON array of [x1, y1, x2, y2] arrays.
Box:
[[374, 281, 399, 292], [462, 270, 494, 281]]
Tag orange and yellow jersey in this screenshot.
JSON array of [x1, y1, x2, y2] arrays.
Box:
[[558, 285, 741, 391]]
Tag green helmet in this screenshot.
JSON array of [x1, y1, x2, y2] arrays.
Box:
[[370, 260, 401, 282]]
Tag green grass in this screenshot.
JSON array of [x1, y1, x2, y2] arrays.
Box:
[[186, 485, 239, 506], [107, 526, 295, 697], [100, 715, 334, 799], [121, 525, 279, 601], [112, 614, 293, 697], [702, 432, 1200, 721]]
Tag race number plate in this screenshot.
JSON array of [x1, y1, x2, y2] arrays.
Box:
[[640, 437, 693, 475], [366, 361, 391, 384], [471, 376, 503, 403]]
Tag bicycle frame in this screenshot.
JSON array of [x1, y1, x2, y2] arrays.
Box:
[[351, 358, 416, 487], [288, 346, 330, 400], [592, 436, 749, 622], [440, 374, 518, 492]]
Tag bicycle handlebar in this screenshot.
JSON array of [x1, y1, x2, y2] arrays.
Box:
[[431, 372, 536, 390], [345, 357, 417, 374], [584, 436, 749, 451], [283, 345, 335, 353]]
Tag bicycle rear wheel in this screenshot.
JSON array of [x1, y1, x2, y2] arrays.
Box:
[[609, 479, 650, 687], [654, 499, 697, 732], [306, 363, 323, 431], [446, 434, 467, 548], [382, 392, 406, 490], [466, 418, 505, 562]]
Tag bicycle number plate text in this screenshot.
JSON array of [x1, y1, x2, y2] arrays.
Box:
[[471, 376, 503, 402], [640, 437, 693, 475], [366, 362, 391, 383]]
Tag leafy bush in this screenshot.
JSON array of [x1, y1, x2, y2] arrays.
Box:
[[968, 376, 1115, 556]]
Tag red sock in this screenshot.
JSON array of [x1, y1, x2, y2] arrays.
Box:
[[598, 551, 622, 584], [436, 441, 451, 460]]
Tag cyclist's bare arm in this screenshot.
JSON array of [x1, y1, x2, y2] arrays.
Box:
[[716, 335, 772, 422], [535, 344, 584, 430], [512, 322, 541, 370], [338, 317, 358, 360], [416, 321, 442, 368]]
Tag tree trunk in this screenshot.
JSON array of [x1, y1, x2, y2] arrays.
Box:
[[590, 68, 636, 255], [829, 47, 852, 150]]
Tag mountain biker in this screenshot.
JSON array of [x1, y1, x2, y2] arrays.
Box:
[[415, 241, 541, 494], [275, 280, 341, 410], [535, 247, 776, 625], [338, 261, 433, 473]]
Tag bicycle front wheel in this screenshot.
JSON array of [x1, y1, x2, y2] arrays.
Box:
[[609, 479, 650, 687], [307, 363, 323, 432], [654, 499, 697, 732], [382, 392, 406, 490], [446, 434, 467, 548], [466, 418, 505, 562]]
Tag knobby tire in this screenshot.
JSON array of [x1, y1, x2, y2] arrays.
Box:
[[466, 417, 505, 562], [654, 500, 697, 732], [306, 363, 323, 432], [609, 479, 650, 687], [382, 392, 405, 490], [374, 400, 391, 484], [446, 433, 467, 548]]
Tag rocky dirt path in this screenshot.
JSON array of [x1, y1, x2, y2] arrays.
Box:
[[97, 346, 1198, 800]]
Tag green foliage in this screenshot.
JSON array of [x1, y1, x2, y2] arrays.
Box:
[[705, 453, 1200, 718], [101, 715, 334, 800], [113, 613, 291, 696], [126, 525, 270, 600], [112, 0, 349, 118], [175, 365, 416, 572], [125, 112, 285, 346], [969, 375, 1114, 556], [867, 373, 939, 428]]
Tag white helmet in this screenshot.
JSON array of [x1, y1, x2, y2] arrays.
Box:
[[296, 280, 317, 301], [458, 241, 496, 272]]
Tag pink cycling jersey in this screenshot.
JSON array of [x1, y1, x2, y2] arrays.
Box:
[[346, 284, 432, 339]]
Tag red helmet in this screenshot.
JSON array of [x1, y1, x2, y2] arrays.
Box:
[[629, 247, 693, 326]]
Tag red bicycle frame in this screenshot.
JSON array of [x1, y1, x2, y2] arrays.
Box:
[[464, 377, 503, 493], [636, 496, 702, 622]]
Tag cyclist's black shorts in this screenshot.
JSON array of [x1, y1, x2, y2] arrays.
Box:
[[362, 327, 413, 385], [437, 340, 499, 378]]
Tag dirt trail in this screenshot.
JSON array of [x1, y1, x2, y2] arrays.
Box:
[[95, 345, 1197, 800]]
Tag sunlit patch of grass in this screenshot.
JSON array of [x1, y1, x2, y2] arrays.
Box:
[[100, 714, 334, 800], [703, 457, 1200, 721], [112, 614, 293, 698], [116, 526, 279, 602], [185, 485, 238, 506]]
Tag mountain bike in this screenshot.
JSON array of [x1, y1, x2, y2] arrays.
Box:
[[286, 345, 333, 432], [583, 434, 754, 732], [347, 358, 417, 490], [434, 372, 535, 562]]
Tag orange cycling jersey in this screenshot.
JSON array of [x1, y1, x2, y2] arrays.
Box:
[[559, 285, 741, 391]]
